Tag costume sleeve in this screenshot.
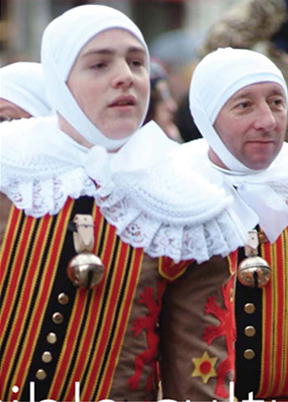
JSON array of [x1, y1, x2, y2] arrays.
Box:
[[199, 0, 287, 56], [159, 253, 238, 401]]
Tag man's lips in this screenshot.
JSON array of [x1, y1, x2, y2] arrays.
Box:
[[109, 95, 136, 107], [247, 138, 275, 144]]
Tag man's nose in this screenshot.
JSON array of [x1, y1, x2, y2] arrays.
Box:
[[112, 61, 133, 87], [254, 103, 276, 131]]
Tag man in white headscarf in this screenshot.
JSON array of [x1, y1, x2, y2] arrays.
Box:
[[0, 62, 52, 121], [0, 62, 53, 248], [169, 47, 288, 400], [0, 7, 248, 401]]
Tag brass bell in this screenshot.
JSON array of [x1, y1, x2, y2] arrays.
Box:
[[237, 256, 271, 288], [67, 252, 105, 289]]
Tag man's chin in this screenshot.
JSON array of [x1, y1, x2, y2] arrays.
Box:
[[104, 126, 138, 140]]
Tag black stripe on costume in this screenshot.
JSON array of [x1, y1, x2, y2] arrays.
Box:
[[235, 244, 263, 400], [20, 196, 95, 401]]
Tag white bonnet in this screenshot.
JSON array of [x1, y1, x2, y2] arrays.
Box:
[[41, 5, 150, 150], [189, 48, 287, 173], [0, 62, 52, 117]]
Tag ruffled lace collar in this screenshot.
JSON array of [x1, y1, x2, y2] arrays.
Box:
[[1, 117, 248, 263]]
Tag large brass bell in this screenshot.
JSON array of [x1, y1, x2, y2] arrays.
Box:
[[237, 229, 271, 288], [67, 252, 105, 289], [238, 256, 271, 288], [67, 214, 105, 289]]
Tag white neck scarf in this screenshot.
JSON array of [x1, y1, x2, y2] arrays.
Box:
[[41, 5, 150, 151], [188, 48, 288, 243]]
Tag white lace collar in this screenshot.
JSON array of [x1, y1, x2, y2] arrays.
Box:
[[1, 117, 247, 263]]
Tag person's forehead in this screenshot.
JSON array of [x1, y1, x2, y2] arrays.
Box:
[[79, 28, 145, 56], [0, 98, 31, 116], [0, 98, 20, 111], [229, 81, 286, 102]]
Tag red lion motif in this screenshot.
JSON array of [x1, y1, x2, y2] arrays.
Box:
[[128, 280, 166, 393], [203, 280, 236, 398]]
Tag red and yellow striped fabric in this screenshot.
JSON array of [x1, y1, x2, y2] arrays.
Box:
[[257, 227, 288, 398], [0, 197, 144, 401]]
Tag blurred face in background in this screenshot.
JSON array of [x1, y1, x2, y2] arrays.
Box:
[[153, 79, 180, 141], [0, 98, 31, 122]]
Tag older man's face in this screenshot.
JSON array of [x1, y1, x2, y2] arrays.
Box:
[[213, 82, 287, 170]]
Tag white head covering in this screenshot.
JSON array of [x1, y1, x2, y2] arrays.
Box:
[[0, 62, 52, 117], [41, 4, 150, 151], [189, 47, 288, 174]]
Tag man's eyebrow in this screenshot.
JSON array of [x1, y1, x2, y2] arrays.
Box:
[[231, 88, 286, 102], [82, 49, 114, 58], [267, 88, 286, 97], [82, 46, 146, 58], [230, 90, 256, 103]]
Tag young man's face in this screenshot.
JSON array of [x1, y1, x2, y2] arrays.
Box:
[[212, 82, 287, 170], [67, 28, 150, 140], [0, 98, 31, 122]]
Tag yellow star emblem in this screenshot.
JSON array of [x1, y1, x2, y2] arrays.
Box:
[[191, 351, 217, 383]]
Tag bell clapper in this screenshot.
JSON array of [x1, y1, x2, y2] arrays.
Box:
[[237, 229, 271, 288]]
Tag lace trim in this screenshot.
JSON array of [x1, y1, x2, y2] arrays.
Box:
[[98, 195, 246, 263], [4, 168, 96, 217], [92, 155, 248, 263], [3, 167, 247, 264]]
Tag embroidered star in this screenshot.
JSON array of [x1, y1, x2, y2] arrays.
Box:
[[191, 351, 217, 383]]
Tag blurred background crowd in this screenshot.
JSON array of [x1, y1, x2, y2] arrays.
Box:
[[1, 0, 288, 142]]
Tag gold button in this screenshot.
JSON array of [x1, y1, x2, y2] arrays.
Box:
[[58, 293, 69, 305], [244, 303, 256, 314], [52, 312, 64, 324], [46, 332, 57, 344], [36, 369, 47, 380], [244, 349, 255, 360], [42, 351, 53, 363], [244, 326, 256, 337]]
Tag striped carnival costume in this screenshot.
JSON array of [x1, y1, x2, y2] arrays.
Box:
[[175, 47, 288, 400], [0, 115, 246, 401], [0, 197, 187, 401]]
